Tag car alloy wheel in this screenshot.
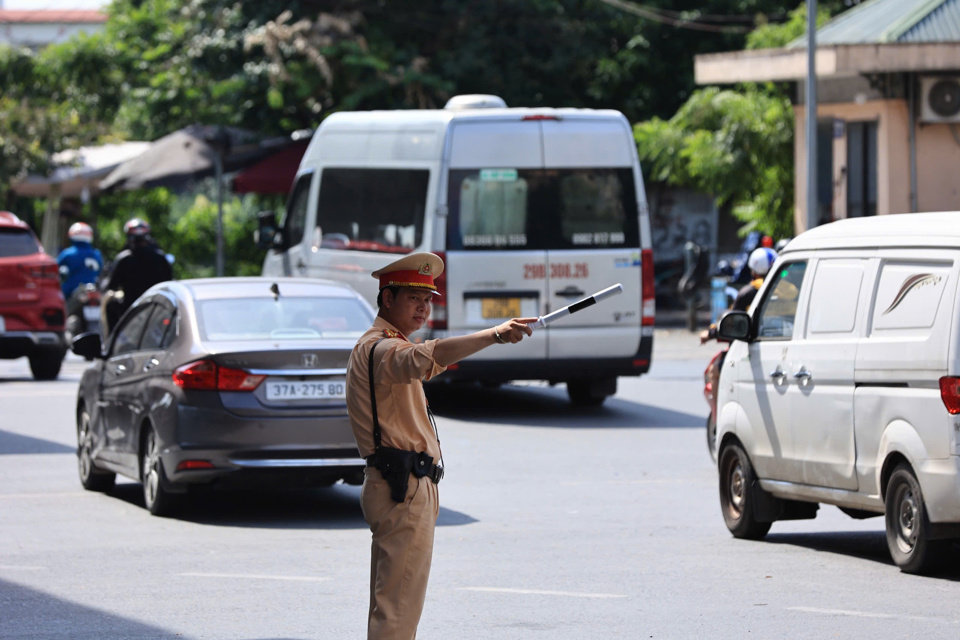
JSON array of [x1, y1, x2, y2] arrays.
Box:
[[77, 409, 114, 492]]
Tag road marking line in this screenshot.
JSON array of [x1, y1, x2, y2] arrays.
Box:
[[459, 587, 626, 599], [177, 572, 331, 582], [788, 606, 960, 624]]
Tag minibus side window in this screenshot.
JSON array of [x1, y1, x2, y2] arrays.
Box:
[[755, 261, 807, 340]]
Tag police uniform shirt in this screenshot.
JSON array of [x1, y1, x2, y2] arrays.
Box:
[[346, 316, 446, 461]]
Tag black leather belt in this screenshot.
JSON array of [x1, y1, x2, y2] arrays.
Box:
[[366, 454, 444, 484]]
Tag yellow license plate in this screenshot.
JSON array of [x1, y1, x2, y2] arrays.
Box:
[[482, 298, 521, 319]]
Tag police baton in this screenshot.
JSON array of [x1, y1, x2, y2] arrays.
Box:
[[529, 283, 624, 330]]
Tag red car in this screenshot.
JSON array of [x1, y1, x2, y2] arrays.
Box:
[[0, 211, 66, 379]]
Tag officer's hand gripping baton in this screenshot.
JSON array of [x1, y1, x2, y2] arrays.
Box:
[[528, 283, 624, 330]]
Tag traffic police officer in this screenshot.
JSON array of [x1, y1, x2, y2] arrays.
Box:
[[345, 252, 534, 640]]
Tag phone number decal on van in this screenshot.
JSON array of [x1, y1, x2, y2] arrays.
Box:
[[524, 263, 590, 279], [572, 232, 626, 245], [463, 234, 527, 247]]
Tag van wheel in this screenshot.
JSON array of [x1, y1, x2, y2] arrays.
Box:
[[706, 414, 717, 463], [718, 443, 771, 540], [567, 378, 613, 407], [885, 464, 946, 574]]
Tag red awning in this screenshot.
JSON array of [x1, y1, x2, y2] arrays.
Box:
[[231, 141, 309, 195]]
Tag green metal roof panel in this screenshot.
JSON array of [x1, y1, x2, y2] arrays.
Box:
[[900, 0, 960, 42], [787, 0, 960, 47]]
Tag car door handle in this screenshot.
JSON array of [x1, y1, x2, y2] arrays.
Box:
[[143, 358, 160, 372], [794, 368, 812, 381], [555, 286, 585, 298], [113, 364, 127, 375], [770, 367, 787, 381]]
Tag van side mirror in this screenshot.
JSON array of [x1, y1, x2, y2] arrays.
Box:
[[71, 332, 103, 359], [716, 311, 752, 342], [255, 210, 280, 250]]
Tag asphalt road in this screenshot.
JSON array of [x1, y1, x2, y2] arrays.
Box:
[[2, 331, 960, 639]]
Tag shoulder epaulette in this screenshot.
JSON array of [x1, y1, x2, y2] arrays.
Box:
[[382, 328, 406, 341]]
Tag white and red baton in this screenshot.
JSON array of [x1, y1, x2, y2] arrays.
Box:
[[529, 283, 624, 330]]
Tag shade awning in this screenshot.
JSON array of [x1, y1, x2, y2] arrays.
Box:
[[12, 141, 151, 199], [231, 140, 309, 195]]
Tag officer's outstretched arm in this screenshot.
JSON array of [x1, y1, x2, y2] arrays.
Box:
[[433, 317, 537, 367]]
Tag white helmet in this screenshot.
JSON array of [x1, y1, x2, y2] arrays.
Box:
[[747, 247, 778, 276], [68, 222, 94, 244]]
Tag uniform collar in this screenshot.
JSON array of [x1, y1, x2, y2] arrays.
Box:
[[373, 316, 408, 341]]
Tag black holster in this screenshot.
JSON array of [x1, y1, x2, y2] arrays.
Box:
[[370, 447, 437, 503]]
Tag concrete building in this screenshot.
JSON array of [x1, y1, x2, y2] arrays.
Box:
[[695, 0, 960, 233]]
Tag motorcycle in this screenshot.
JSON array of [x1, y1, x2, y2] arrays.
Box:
[[65, 283, 102, 355]]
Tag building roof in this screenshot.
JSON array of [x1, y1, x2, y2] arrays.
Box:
[[787, 0, 960, 47], [695, 0, 960, 83], [0, 10, 107, 24]]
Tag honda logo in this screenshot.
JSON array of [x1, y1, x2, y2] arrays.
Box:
[[301, 353, 318, 368]]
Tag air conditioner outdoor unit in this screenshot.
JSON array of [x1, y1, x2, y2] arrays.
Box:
[[920, 76, 960, 123]]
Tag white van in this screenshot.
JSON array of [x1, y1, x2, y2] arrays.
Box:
[[714, 211, 960, 573], [259, 95, 655, 405]]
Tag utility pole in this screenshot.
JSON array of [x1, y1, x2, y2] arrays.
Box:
[[806, 0, 818, 231]]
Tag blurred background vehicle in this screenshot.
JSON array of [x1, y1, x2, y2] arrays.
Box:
[[64, 283, 102, 347], [71, 276, 373, 516], [0, 211, 66, 380]]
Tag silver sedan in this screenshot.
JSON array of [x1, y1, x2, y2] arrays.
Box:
[[71, 277, 373, 516]]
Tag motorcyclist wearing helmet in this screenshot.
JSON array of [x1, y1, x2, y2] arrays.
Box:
[[57, 222, 104, 299], [701, 247, 778, 343], [101, 218, 173, 332]]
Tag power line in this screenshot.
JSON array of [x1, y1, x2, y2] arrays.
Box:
[[597, 0, 759, 33]]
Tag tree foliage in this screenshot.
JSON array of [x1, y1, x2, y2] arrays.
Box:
[[635, 1, 847, 239]]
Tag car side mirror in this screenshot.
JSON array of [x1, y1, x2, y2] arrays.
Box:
[[71, 331, 103, 359], [255, 210, 280, 250], [716, 310, 752, 342]]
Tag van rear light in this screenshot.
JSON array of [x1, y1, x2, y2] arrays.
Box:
[[940, 376, 960, 414], [428, 251, 447, 331], [641, 249, 655, 326], [522, 115, 559, 121], [173, 359, 266, 391]]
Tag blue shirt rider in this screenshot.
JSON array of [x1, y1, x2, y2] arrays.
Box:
[[57, 222, 103, 299]]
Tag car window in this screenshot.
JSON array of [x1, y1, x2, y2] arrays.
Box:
[[111, 304, 154, 356], [195, 296, 374, 341], [315, 168, 427, 253], [0, 229, 40, 257], [140, 304, 177, 350], [447, 168, 640, 251], [282, 172, 312, 247], [755, 261, 807, 340]]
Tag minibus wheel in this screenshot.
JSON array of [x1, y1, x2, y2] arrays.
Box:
[[718, 443, 771, 540], [885, 464, 946, 574]]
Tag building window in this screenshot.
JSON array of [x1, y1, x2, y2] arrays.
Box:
[[847, 121, 878, 217]]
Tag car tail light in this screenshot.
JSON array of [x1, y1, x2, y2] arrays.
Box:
[[521, 114, 559, 121], [641, 249, 655, 327], [428, 251, 447, 331], [940, 376, 960, 414], [173, 359, 266, 391], [20, 263, 59, 280]]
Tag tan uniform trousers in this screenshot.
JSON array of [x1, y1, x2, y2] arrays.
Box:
[[361, 466, 440, 640]]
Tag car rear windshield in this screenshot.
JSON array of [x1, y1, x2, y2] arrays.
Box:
[[0, 229, 40, 257], [195, 297, 373, 342], [447, 168, 640, 251], [315, 168, 428, 254]]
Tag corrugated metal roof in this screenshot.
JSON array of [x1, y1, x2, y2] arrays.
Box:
[[788, 0, 960, 47]]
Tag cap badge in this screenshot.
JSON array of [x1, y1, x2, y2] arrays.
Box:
[[418, 262, 432, 276]]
